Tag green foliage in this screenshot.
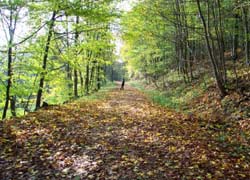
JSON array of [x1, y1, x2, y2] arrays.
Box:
[[0, 0, 119, 119], [129, 78, 208, 111], [122, 0, 249, 98], [121, 0, 178, 79], [78, 81, 116, 102]]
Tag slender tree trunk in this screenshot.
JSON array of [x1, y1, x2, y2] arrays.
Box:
[[2, 8, 15, 119], [2, 41, 13, 119], [10, 96, 16, 117], [196, 0, 226, 97], [90, 65, 95, 90], [211, 0, 226, 83], [85, 61, 90, 94], [181, 0, 191, 82], [232, 13, 239, 60], [74, 69, 78, 97], [66, 64, 72, 97], [242, 7, 250, 65], [35, 11, 56, 110], [175, 0, 190, 82], [175, 0, 184, 77], [111, 66, 114, 82], [73, 16, 80, 98], [232, 11, 239, 89], [66, 15, 73, 97], [79, 71, 84, 95], [216, 0, 227, 82], [97, 66, 101, 90]]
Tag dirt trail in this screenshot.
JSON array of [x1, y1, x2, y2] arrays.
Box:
[[0, 86, 250, 179]]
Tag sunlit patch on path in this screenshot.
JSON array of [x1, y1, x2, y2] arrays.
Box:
[[1, 86, 250, 179]]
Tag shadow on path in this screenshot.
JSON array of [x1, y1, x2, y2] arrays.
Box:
[[1, 85, 250, 179]]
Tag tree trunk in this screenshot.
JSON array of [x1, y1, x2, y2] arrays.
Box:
[[216, 0, 227, 82], [35, 11, 56, 110], [74, 69, 78, 97], [73, 16, 80, 98], [242, 7, 250, 65], [97, 66, 101, 90], [10, 96, 16, 117], [66, 15, 73, 97], [196, 0, 226, 97], [90, 65, 95, 90], [232, 13, 239, 60], [66, 64, 72, 97], [2, 7, 15, 119], [232, 10, 239, 89], [2, 41, 13, 119], [79, 71, 84, 94], [85, 61, 90, 94], [111, 67, 114, 82]]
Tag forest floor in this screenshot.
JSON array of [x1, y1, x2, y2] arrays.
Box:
[[1, 85, 250, 179]]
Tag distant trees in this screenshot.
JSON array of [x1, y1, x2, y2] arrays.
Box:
[[122, 0, 250, 97], [0, 0, 117, 119], [105, 61, 127, 82]]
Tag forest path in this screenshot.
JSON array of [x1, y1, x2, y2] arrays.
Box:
[[1, 85, 250, 179]]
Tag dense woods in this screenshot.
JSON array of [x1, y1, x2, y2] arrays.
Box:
[[1, 0, 249, 119], [0, 0, 122, 119], [0, 0, 250, 179], [122, 0, 250, 97]]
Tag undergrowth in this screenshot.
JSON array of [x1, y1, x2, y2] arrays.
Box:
[[128, 76, 210, 112], [1, 81, 116, 119], [78, 81, 116, 102]]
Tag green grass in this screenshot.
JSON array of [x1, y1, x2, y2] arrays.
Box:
[[44, 81, 116, 104], [78, 81, 116, 102], [3, 108, 26, 118], [0, 81, 116, 120], [129, 79, 208, 112]]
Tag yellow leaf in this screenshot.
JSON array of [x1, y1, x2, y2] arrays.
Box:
[[147, 171, 153, 176]]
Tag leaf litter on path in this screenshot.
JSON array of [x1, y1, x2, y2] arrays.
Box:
[[0, 86, 250, 179]]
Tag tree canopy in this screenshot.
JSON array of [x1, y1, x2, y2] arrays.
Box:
[[0, 0, 121, 119], [121, 0, 250, 96]]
